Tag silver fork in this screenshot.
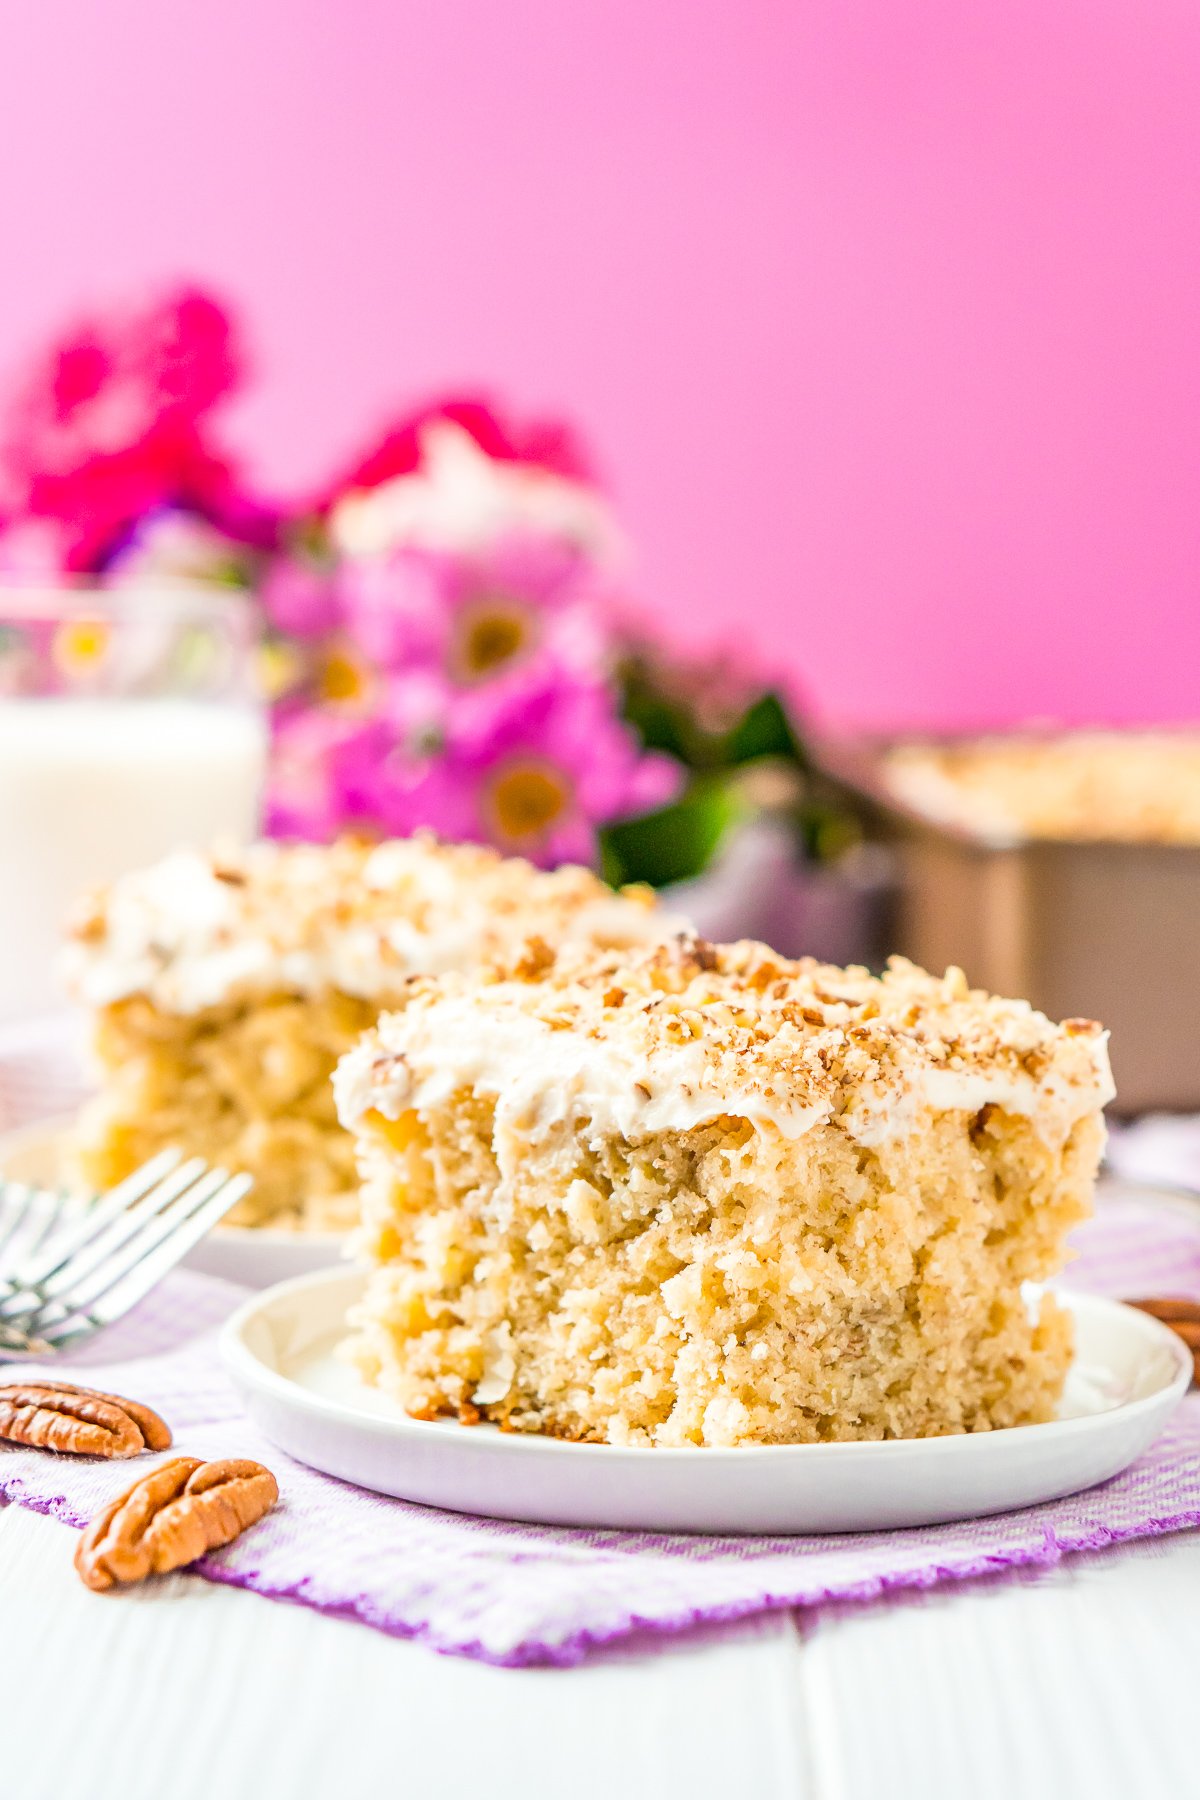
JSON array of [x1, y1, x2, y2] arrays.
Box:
[[0, 1151, 253, 1355]]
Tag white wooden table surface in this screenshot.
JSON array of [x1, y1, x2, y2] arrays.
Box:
[[2, 1500, 1197, 1800]]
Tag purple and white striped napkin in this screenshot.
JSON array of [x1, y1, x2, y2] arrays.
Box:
[[2, 1197, 1199, 1667]]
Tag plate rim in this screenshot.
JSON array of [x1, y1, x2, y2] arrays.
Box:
[[219, 1264, 1194, 1467]]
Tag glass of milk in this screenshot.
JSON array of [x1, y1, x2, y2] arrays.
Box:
[[0, 580, 267, 1021]]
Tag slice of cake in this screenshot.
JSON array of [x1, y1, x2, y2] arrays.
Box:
[[61, 835, 668, 1231], [335, 936, 1113, 1446]]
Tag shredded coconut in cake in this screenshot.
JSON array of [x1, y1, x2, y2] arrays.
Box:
[[336, 934, 1114, 1152], [60, 834, 670, 1015]]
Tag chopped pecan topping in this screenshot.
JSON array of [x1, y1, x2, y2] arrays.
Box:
[[75, 1456, 279, 1592], [513, 935, 556, 980], [69, 908, 107, 943], [673, 933, 720, 973], [1127, 1297, 1200, 1383], [0, 1382, 172, 1458]]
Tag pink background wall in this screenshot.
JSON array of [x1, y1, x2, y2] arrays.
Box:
[[0, 1, 1197, 729]]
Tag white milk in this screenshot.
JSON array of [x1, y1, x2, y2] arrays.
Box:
[[0, 697, 267, 1020]]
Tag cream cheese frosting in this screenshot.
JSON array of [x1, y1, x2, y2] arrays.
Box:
[[60, 834, 673, 1016], [334, 935, 1114, 1152]]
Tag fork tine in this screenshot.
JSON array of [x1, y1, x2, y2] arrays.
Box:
[[3, 1153, 204, 1308], [3, 1148, 183, 1292], [22, 1187, 78, 1265], [82, 1171, 252, 1324], [54, 1166, 236, 1314], [9, 1166, 227, 1340], [32, 1171, 253, 1347], [0, 1163, 211, 1328], [1, 1149, 255, 1355], [0, 1183, 43, 1260], [1, 1183, 83, 1275]]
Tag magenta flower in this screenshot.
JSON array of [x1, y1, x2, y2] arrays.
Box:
[[316, 395, 594, 513], [260, 553, 341, 640], [0, 285, 251, 572], [261, 516, 679, 859], [265, 707, 377, 842], [324, 407, 620, 564], [0, 515, 76, 575], [350, 665, 681, 867], [337, 533, 610, 687]]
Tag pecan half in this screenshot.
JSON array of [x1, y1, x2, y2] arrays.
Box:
[[75, 1456, 279, 1592], [1127, 1297, 1200, 1382], [0, 1382, 172, 1458]]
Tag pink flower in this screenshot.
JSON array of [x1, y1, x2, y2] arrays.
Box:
[[325, 411, 619, 564], [337, 533, 610, 685], [351, 666, 682, 867], [260, 554, 340, 640], [0, 515, 76, 575], [317, 395, 593, 512], [0, 285, 250, 571], [265, 707, 377, 842]]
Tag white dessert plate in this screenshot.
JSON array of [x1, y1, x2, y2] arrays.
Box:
[[220, 1267, 1192, 1535], [0, 1117, 346, 1289]]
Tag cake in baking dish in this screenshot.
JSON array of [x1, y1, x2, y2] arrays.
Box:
[[60, 835, 668, 1231], [885, 731, 1200, 844], [335, 935, 1113, 1446]]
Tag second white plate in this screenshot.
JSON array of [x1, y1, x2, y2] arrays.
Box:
[[220, 1267, 1192, 1534]]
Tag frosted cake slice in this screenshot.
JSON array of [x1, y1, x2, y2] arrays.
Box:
[[61, 835, 667, 1231], [335, 937, 1113, 1446]]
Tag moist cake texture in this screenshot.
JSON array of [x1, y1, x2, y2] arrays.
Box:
[[61, 835, 667, 1230], [335, 936, 1113, 1446]]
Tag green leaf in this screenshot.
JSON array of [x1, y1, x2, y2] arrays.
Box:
[[724, 691, 806, 767], [600, 777, 744, 888], [617, 676, 696, 763]]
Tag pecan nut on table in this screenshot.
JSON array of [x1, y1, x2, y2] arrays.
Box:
[[1127, 1298, 1200, 1383], [0, 1381, 172, 1457], [75, 1456, 279, 1592]]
